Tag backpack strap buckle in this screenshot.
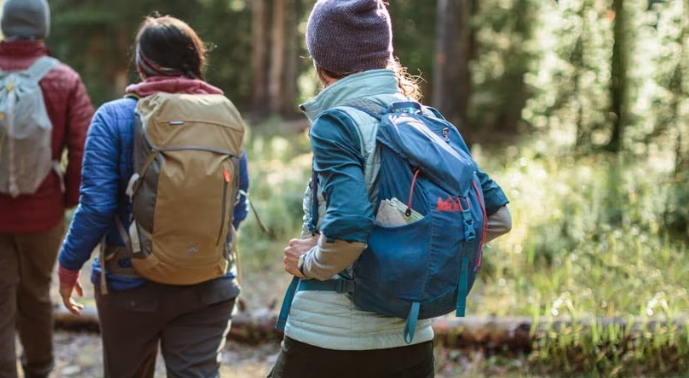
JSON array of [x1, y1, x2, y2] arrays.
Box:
[[335, 279, 356, 293]]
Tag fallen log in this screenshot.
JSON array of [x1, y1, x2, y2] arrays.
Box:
[[53, 305, 687, 351]]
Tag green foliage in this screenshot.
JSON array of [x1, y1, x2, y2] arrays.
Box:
[[475, 140, 688, 319], [530, 319, 689, 376], [236, 125, 312, 271], [521, 0, 689, 157], [387, 1, 437, 93], [47, 0, 253, 108], [469, 0, 541, 136], [470, 139, 689, 375]]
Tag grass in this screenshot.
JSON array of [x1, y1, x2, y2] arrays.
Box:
[[236, 129, 689, 376]]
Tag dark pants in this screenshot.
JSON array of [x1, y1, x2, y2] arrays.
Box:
[[268, 336, 435, 378], [0, 223, 64, 378], [95, 279, 237, 378]]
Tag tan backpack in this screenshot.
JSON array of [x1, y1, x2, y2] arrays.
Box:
[[122, 92, 245, 286]]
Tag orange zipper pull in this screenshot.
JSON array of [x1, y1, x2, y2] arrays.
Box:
[[223, 169, 230, 183]]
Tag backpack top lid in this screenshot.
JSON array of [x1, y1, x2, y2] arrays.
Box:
[[343, 99, 477, 196], [376, 102, 477, 197]]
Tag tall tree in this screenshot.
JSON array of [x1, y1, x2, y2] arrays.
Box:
[[268, 0, 286, 114], [433, 0, 473, 142], [251, 0, 269, 118], [673, 0, 689, 174], [487, 0, 534, 139], [607, 0, 628, 152], [281, 0, 300, 116]]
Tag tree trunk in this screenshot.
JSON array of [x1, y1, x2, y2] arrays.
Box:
[[281, 0, 300, 116], [673, 1, 689, 175], [573, 1, 588, 149], [54, 305, 686, 351], [268, 0, 286, 114], [607, 0, 627, 153], [251, 0, 269, 117], [433, 0, 472, 143]]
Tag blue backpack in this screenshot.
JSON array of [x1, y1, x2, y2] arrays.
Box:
[[277, 101, 487, 343]]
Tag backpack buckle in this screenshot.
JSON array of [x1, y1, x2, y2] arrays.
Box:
[[336, 279, 356, 293], [462, 209, 476, 241]]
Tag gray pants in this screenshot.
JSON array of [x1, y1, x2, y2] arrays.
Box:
[[0, 223, 64, 378], [95, 279, 237, 378]]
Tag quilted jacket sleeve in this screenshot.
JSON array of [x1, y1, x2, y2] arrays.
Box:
[[58, 104, 121, 271], [64, 73, 94, 208]]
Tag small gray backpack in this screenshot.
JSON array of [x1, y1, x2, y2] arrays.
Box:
[[0, 56, 60, 197]]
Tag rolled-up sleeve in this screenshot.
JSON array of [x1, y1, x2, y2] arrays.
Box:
[[476, 167, 509, 216]]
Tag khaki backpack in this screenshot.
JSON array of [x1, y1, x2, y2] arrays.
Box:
[[121, 92, 245, 286], [0, 57, 61, 197]]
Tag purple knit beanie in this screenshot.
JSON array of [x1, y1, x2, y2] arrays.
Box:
[[306, 0, 394, 74]]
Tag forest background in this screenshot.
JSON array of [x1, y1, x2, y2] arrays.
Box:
[[2, 0, 689, 376]]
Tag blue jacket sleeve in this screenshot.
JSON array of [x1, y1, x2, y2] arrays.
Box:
[[232, 151, 249, 230], [311, 110, 374, 243], [476, 167, 509, 216], [58, 105, 121, 271]]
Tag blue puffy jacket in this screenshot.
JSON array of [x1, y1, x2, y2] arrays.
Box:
[[58, 97, 249, 291]]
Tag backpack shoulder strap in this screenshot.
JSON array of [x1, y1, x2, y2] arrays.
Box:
[[25, 56, 60, 83], [339, 98, 386, 119]]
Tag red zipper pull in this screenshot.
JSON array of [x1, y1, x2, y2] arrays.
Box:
[[223, 169, 230, 183]]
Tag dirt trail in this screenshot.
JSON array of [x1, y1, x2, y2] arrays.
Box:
[[17, 333, 276, 378]]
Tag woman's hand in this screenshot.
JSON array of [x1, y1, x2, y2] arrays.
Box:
[[283, 235, 319, 278], [58, 265, 84, 316]]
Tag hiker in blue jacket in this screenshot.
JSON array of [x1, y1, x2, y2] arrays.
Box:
[[57, 16, 249, 378], [269, 1, 512, 378]]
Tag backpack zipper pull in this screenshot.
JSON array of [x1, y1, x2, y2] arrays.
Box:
[[442, 128, 450, 142], [223, 169, 230, 183]]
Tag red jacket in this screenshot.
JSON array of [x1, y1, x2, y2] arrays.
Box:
[[0, 41, 94, 233]]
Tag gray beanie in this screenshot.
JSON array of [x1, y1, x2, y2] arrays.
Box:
[[1, 0, 51, 39], [306, 0, 393, 74]]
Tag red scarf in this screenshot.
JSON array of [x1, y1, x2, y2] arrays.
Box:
[[125, 76, 223, 97]]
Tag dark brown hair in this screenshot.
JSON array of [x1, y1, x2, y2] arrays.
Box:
[[135, 16, 207, 80]]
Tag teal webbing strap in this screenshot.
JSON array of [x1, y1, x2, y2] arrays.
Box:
[[276, 278, 356, 331], [403, 302, 421, 344], [276, 277, 300, 331], [456, 256, 470, 317], [297, 279, 355, 293]]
